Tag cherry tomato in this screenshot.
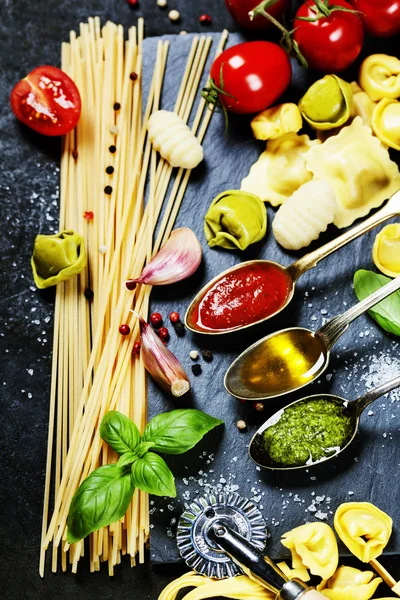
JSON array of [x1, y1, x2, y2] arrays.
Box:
[[293, 1, 364, 73], [10, 66, 81, 136], [349, 0, 400, 37], [224, 0, 290, 32], [209, 41, 292, 115]]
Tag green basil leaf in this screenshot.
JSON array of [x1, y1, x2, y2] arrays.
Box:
[[135, 441, 154, 457], [100, 411, 141, 455], [117, 452, 139, 468], [131, 452, 176, 497], [67, 464, 134, 544], [143, 409, 224, 455], [354, 270, 400, 336]]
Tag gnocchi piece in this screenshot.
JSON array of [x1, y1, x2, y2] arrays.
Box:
[[241, 133, 320, 206], [272, 180, 337, 251], [147, 110, 203, 169], [306, 117, 400, 228]]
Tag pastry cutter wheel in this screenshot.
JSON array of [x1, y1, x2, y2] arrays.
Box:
[[177, 492, 325, 600]]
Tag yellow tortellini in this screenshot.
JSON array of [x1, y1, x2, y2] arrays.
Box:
[[359, 54, 400, 101], [317, 566, 382, 600], [241, 133, 320, 207], [305, 117, 400, 229], [31, 230, 87, 289], [251, 103, 303, 140], [372, 98, 400, 151], [281, 522, 338, 580], [299, 75, 353, 131], [373, 224, 400, 278], [334, 502, 392, 563]]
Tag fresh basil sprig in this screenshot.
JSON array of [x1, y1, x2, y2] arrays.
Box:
[[67, 409, 223, 544], [354, 269, 400, 336]]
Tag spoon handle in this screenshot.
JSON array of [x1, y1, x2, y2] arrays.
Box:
[[287, 189, 400, 282], [318, 275, 400, 349], [355, 375, 400, 414]]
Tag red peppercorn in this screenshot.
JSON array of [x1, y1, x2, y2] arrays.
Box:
[[158, 327, 169, 342], [169, 311, 180, 324], [253, 402, 265, 412], [127, 0, 139, 6], [119, 324, 131, 336], [199, 14, 212, 25], [150, 312, 163, 327], [125, 279, 137, 291], [83, 210, 94, 221], [133, 341, 141, 355]]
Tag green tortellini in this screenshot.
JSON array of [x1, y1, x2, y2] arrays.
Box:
[[204, 190, 267, 251], [299, 75, 353, 131], [31, 230, 87, 289]]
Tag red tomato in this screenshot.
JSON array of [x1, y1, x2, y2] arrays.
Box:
[[209, 41, 292, 114], [224, 0, 290, 32], [10, 66, 81, 136], [349, 0, 400, 37], [293, 1, 364, 73]]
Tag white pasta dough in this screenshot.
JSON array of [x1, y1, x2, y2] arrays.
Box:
[[147, 110, 204, 169], [273, 180, 337, 250]]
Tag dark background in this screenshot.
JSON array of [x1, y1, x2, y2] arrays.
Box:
[[1, 1, 400, 599]]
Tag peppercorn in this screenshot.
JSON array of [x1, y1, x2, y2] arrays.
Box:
[[119, 324, 131, 335], [201, 349, 213, 363], [130, 72, 138, 81], [253, 402, 265, 412], [113, 102, 121, 110], [127, 0, 139, 6], [174, 321, 185, 337], [125, 279, 137, 291], [133, 341, 141, 355], [191, 364, 202, 376], [106, 166, 114, 175], [236, 420, 247, 432], [199, 14, 212, 25], [104, 185, 113, 195], [83, 211, 94, 221], [168, 9, 180, 21], [169, 311, 180, 324], [109, 145, 116, 153], [84, 288, 94, 301], [158, 327, 169, 342], [150, 312, 163, 327], [189, 350, 199, 360]]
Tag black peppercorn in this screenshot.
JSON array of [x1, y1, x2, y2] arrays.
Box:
[[202, 349, 213, 362], [113, 102, 121, 110], [174, 321, 185, 337], [84, 288, 94, 300], [104, 185, 113, 195], [191, 364, 202, 376], [109, 145, 116, 153], [106, 166, 114, 175]]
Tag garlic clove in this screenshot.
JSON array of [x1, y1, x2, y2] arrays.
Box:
[[126, 228, 202, 288], [133, 312, 190, 397]]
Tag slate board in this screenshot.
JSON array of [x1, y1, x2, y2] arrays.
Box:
[[147, 32, 400, 565]]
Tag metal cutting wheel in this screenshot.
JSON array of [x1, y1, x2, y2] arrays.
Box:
[[177, 492, 268, 579]]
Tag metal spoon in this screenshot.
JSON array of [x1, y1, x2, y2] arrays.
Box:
[[225, 275, 400, 401], [249, 375, 400, 471], [185, 190, 400, 335]]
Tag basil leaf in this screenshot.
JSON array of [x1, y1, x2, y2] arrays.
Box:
[[354, 270, 400, 336], [131, 452, 176, 497], [117, 452, 138, 468], [135, 441, 154, 457], [100, 411, 141, 455], [143, 409, 224, 455], [67, 464, 134, 544]]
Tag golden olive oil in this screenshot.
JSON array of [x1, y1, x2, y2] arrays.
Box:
[[240, 329, 327, 396]]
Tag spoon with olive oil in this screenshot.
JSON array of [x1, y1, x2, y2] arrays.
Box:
[[225, 275, 400, 400], [249, 375, 400, 470]]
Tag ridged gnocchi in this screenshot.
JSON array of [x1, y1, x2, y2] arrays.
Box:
[[147, 110, 204, 169], [272, 180, 337, 250]]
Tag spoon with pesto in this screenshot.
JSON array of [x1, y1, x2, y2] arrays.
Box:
[[249, 375, 400, 471]]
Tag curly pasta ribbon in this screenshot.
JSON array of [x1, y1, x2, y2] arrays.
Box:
[[158, 572, 275, 600], [281, 522, 338, 580], [334, 503, 392, 563]]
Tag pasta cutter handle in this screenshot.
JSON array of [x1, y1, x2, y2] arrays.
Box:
[[209, 523, 326, 600]]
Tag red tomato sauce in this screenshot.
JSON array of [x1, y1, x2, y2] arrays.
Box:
[[189, 262, 292, 332]]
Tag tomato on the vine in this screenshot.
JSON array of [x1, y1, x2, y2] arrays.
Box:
[[10, 66, 81, 136], [349, 0, 400, 37], [293, 0, 364, 73], [224, 0, 290, 32], [205, 41, 292, 115]]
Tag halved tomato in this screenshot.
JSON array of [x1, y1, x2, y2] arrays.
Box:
[[10, 66, 81, 136]]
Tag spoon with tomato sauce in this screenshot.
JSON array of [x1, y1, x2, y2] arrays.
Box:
[[249, 374, 400, 471], [225, 275, 400, 401], [185, 190, 400, 335]]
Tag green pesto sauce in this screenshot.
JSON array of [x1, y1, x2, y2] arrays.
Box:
[[262, 399, 353, 467]]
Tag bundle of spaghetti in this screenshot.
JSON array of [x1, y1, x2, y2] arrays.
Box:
[[40, 18, 228, 577]]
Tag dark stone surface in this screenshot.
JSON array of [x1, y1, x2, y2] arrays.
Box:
[[1, 0, 400, 598]]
